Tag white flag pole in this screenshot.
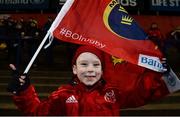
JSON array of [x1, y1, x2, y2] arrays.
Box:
[[23, 32, 50, 74], [23, 0, 74, 74]]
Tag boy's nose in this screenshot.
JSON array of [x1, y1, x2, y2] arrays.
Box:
[[87, 65, 94, 72]]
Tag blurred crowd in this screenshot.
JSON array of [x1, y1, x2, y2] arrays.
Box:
[[0, 16, 55, 69], [147, 22, 180, 71]]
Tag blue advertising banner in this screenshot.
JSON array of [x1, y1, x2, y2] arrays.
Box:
[[0, 0, 49, 10], [50, 0, 142, 11], [149, 0, 180, 11], [119, 0, 142, 11]]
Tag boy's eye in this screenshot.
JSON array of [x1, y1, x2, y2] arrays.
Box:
[[80, 63, 88, 66], [94, 63, 100, 66]]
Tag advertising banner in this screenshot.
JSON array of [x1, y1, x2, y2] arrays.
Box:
[[119, 0, 142, 10], [149, 0, 180, 11], [50, 0, 143, 11], [0, 0, 49, 10]]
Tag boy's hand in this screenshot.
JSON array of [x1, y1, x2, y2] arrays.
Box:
[[7, 64, 30, 95], [162, 58, 170, 74]]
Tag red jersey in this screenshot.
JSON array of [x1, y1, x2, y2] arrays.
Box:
[[13, 75, 169, 116]]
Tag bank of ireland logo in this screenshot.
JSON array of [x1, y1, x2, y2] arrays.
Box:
[[103, 0, 147, 40]]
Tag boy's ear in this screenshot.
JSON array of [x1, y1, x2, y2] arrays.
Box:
[[72, 65, 77, 75]]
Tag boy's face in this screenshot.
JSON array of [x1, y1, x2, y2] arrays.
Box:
[[73, 52, 103, 86]]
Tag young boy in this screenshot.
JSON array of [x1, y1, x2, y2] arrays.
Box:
[[7, 45, 176, 116]]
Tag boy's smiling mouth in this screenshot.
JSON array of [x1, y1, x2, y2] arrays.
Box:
[[85, 75, 96, 78]]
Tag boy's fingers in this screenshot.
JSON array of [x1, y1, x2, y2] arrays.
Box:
[[20, 76, 26, 80], [162, 58, 167, 60], [9, 64, 16, 71], [19, 78, 25, 86]]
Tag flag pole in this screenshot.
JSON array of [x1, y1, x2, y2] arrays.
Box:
[[23, 32, 50, 74], [23, 0, 74, 74]]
